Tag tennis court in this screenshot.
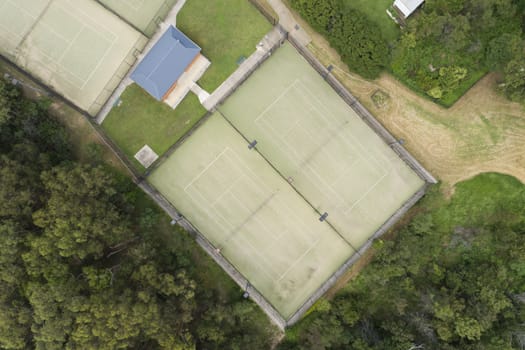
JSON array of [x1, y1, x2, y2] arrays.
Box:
[[98, 0, 177, 36], [0, 0, 147, 115], [149, 112, 355, 318], [219, 42, 425, 250]]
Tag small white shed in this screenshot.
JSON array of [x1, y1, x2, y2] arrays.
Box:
[[393, 0, 425, 19]]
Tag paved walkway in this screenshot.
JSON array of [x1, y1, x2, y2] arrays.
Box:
[[201, 26, 285, 111], [267, 0, 311, 46], [95, 0, 187, 124]]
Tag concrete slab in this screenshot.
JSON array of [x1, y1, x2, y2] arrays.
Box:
[[134, 144, 158, 168]]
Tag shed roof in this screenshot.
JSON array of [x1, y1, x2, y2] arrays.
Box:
[[131, 26, 200, 100], [393, 0, 424, 18]]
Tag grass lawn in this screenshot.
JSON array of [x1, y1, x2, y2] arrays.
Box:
[[102, 84, 206, 170], [343, 0, 400, 43], [177, 0, 272, 92]]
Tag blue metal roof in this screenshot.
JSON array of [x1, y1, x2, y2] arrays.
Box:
[[131, 26, 201, 100]]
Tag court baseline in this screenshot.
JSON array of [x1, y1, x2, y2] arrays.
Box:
[[182, 146, 327, 285]]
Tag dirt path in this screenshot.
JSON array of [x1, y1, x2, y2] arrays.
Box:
[[298, 18, 525, 192]]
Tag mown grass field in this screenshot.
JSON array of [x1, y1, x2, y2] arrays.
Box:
[[102, 84, 206, 171], [177, 0, 272, 92]]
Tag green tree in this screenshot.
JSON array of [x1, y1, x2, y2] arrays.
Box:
[[32, 164, 130, 260], [502, 58, 525, 101]]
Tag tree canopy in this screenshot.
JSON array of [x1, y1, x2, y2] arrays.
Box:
[[290, 0, 525, 105], [279, 173, 525, 350], [0, 79, 277, 349], [290, 0, 389, 79]]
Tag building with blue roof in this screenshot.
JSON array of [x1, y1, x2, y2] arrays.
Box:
[[131, 26, 202, 101]]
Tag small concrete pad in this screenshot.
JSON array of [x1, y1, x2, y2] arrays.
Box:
[[134, 144, 159, 168]]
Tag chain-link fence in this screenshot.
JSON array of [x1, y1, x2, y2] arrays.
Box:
[[287, 34, 437, 184]]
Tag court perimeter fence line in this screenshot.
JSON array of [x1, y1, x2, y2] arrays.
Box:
[[248, 0, 278, 25], [144, 25, 286, 176], [96, 0, 175, 38], [0, 54, 142, 183], [0, 53, 289, 329], [248, 0, 436, 184], [137, 180, 288, 329], [286, 182, 430, 325], [144, 25, 287, 176], [88, 35, 147, 116], [143, 109, 213, 176], [286, 34, 437, 184], [142, 25, 438, 327]]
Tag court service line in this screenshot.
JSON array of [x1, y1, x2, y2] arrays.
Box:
[[186, 185, 282, 282], [62, 0, 118, 41], [328, 157, 363, 187], [228, 191, 280, 242], [297, 81, 389, 173], [259, 118, 348, 206], [277, 237, 321, 282], [184, 186, 234, 235], [57, 25, 85, 62], [79, 35, 117, 89], [344, 171, 391, 215], [187, 175, 278, 273], [184, 147, 230, 191], [254, 79, 300, 122], [226, 148, 324, 245], [52, 1, 120, 88], [211, 175, 244, 206], [216, 193, 282, 279]]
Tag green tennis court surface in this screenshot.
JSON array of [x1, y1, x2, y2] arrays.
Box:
[[0, 0, 147, 115], [98, 0, 177, 37], [149, 113, 355, 318], [219, 42, 424, 250]]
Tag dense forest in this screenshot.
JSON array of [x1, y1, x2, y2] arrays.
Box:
[[279, 174, 525, 349], [290, 0, 525, 105], [0, 80, 276, 349]]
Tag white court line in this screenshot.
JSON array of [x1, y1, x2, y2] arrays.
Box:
[[277, 237, 321, 282], [254, 79, 300, 123], [328, 157, 363, 187], [182, 150, 283, 278], [78, 35, 117, 89], [219, 150, 332, 277], [227, 191, 280, 242], [0, 0, 37, 41], [344, 171, 391, 214], [297, 82, 388, 173], [63, 0, 118, 41], [227, 149, 336, 249], [57, 25, 85, 62], [255, 81, 392, 215], [184, 146, 339, 281], [258, 116, 348, 206], [23, 11, 116, 89], [197, 188, 282, 280], [184, 148, 230, 191], [49, 0, 119, 88], [211, 175, 244, 206], [188, 185, 279, 281]]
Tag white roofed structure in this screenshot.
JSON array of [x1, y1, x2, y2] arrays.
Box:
[[393, 0, 425, 19]]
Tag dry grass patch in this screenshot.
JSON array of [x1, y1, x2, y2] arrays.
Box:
[[296, 24, 525, 193]]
